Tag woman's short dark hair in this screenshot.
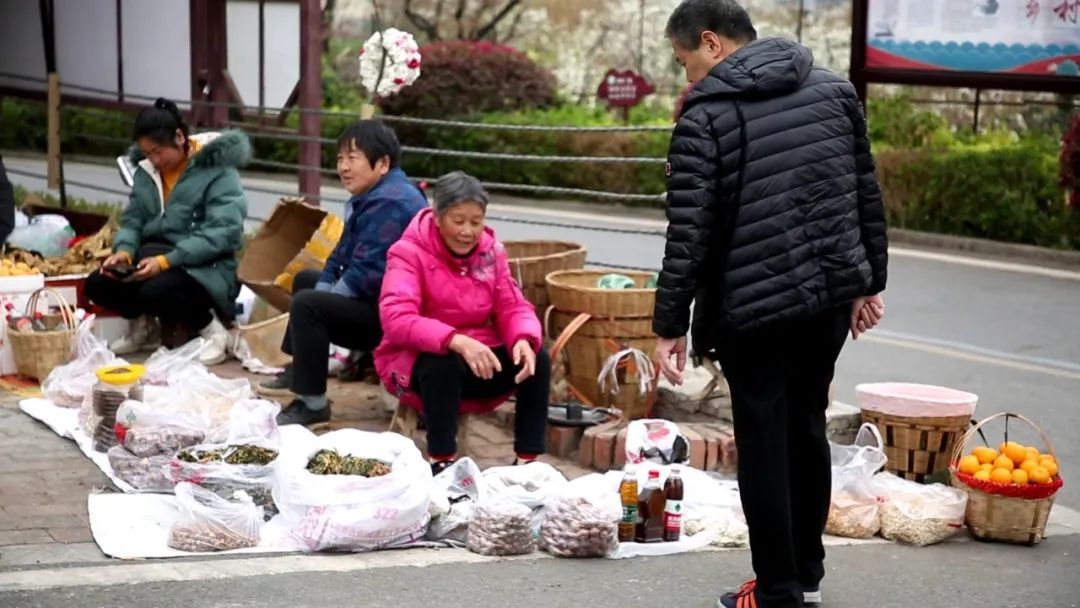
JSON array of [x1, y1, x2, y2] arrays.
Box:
[[337, 120, 401, 169], [133, 97, 190, 148], [666, 0, 757, 50]]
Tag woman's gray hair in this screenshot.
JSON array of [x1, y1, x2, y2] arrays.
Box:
[[432, 171, 490, 215]]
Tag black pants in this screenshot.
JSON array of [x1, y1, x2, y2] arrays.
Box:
[[85, 269, 215, 330], [715, 306, 850, 608], [282, 269, 381, 396], [411, 347, 550, 459]]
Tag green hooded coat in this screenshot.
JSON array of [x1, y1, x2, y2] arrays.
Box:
[[115, 130, 251, 321]]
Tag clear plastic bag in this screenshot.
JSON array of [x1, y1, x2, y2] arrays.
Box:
[[152, 366, 254, 441], [168, 482, 263, 552], [539, 488, 620, 558], [144, 339, 205, 386], [170, 442, 279, 520], [43, 316, 121, 408], [427, 457, 486, 543], [107, 445, 173, 491], [467, 499, 536, 556], [7, 214, 75, 257], [121, 424, 205, 458], [870, 473, 967, 546], [272, 429, 432, 552], [826, 424, 887, 539]]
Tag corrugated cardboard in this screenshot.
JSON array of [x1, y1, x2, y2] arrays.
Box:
[[238, 199, 330, 313]]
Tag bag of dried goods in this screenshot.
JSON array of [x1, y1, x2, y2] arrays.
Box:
[[539, 490, 620, 558], [467, 499, 536, 556], [42, 315, 119, 408], [826, 424, 887, 539], [427, 457, 486, 543], [107, 445, 173, 491], [870, 472, 967, 546], [168, 482, 263, 552], [171, 443, 279, 519], [273, 429, 432, 552], [143, 339, 205, 386]]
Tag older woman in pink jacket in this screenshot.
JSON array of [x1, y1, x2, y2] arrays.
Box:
[[375, 172, 550, 475]]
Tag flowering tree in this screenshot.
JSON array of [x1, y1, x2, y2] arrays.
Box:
[[359, 28, 423, 99]]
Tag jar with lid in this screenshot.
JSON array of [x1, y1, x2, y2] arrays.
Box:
[[92, 364, 146, 452]]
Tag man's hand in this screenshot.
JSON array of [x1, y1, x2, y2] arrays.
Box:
[[133, 256, 164, 281], [850, 294, 885, 340], [512, 340, 536, 384], [450, 334, 502, 380], [655, 336, 688, 385]]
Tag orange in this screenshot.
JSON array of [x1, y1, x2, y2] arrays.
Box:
[[990, 468, 1013, 484], [1011, 469, 1029, 485], [993, 455, 1015, 472], [1030, 467, 1052, 485], [1038, 458, 1059, 478], [973, 447, 998, 465], [974, 470, 992, 482], [1003, 442, 1028, 466], [959, 455, 981, 475], [1026, 447, 1041, 460], [1020, 459, 1039, 474], [981, 463, 994, 473]]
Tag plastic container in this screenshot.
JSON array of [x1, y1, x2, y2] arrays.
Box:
[[855, 383, 978, 418], [92, 364, 146, 452]]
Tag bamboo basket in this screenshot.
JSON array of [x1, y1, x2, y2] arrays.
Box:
[[861, 409, 971, 483], [504, 241, 586, 313], [545, 270, 658, 420], [9, 288, 77, 381], [949, 413, 1063, 545], [237, 312, 292, 368], [545, 269, 655, 318]]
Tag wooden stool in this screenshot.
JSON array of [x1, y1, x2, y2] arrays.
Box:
[[695, 355, 730, 402], [389, 401, 475, 456]]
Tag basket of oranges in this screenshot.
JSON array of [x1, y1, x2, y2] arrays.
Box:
[[949, 412, 1063, 545]]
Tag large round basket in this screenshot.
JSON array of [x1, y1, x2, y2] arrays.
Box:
[[237, 312, 292, 368], [9, 288, 77, 381], [858, 383, 977, 483], [504, 241, 586, 313], [949, 413, 1062, 545], [545, 270, 658, 420], [545, 269, 655, 318]]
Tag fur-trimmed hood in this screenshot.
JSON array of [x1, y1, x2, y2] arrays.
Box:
[[127, 129, 252, 169]]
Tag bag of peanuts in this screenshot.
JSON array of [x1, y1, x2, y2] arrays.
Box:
[[870, 473, 967, 547], [825, 424, 887, 539], [466, 499, 535, 556], [167, 482, 263, 552], [539, 487, 621, 558]]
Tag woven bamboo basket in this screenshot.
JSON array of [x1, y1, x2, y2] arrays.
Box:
[[949, 413, 1062, 545], [545, 269, 658, 420], [861, 409, 971, 483], [9, 288, 77, 381], [504, 241, 586, 313], [237, 312, 292, 368], [545, 269, 655, 318]]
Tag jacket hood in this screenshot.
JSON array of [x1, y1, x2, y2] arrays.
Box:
[[127, 129, 252, 169], [682, 38, 813, 112], [402, 208, 496, 265]]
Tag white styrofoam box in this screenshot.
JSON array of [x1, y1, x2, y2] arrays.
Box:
[[0, 274, 47, 376], [92, 316, 130, 346]]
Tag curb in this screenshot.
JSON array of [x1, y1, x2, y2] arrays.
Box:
[[889, 228, 1080, 270]]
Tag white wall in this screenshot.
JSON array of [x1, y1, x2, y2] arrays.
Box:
[[55, 0, 118, 100], [227, 0, 300, 109], [0, 1, 48, 92], [120, 0, 191, 106]]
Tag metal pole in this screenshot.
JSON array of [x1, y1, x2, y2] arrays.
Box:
[[258, 0, 266, 121], [796, 0, 805, 43], [298, 0, 323, 202], [973, 88, 982, 134]]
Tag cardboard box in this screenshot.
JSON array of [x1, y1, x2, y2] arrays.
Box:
[[238, 200, 331, 313]]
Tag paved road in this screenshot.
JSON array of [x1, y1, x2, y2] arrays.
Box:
[[6, 156, 1080, 509], [2, 536, 1079, 607]]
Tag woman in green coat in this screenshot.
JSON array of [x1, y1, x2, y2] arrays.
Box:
[[86, 98, 249, 365]]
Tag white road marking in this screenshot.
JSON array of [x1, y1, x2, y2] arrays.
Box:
[[863, 333, 1080, 382]]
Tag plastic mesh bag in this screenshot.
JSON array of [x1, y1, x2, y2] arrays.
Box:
[[168, 482, 263, 552]]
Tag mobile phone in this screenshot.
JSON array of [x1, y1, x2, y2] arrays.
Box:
[[110, 264, 135, 279]]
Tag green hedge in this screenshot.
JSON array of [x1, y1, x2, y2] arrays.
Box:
[[2, 96, 1076, 248]]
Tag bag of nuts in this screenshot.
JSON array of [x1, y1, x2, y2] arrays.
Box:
[[466, 499, 535, 556], [167, 482, 263, 552], [539, 494, 620, 558], [870, 473, 967, 547]]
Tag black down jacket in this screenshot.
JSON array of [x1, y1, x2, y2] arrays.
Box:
[[652, 38, 888, 352]]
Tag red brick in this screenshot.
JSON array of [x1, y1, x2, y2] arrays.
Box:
[[613, 427, 629, 469], [718, 429, 738, 471], [547, 425, 584, 459], [593, 429, 619, 472], [697, 425, 721, 471], [579, 418, 623, 468], [679, 425, 706, 470]]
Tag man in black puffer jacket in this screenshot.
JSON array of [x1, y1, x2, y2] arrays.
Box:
[[653, 2, 888, 607]]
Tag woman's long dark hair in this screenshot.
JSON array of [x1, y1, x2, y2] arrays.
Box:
[[132, 97, 190, 152]]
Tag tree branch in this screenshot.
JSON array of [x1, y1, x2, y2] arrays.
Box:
[[404, 0, 440, 41], [475, 0, 522, 40], [455, 0, 468, 39], [499, 5, 526, 43]]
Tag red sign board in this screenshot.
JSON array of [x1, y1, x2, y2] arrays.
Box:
[[597, 69, 656, 108]]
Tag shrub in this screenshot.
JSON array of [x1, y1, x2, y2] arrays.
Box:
[[867, 94, 950, 149], [377, 41, 558, 118]]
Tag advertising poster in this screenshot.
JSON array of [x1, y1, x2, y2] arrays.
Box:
[[866, 0, 1080, 77]]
